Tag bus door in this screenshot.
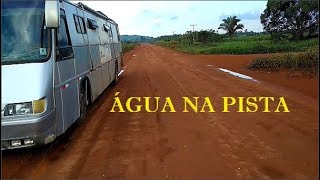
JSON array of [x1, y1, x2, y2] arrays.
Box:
[[55, 8, 80, 132], [100, 23, 112, 87], [109, 23, 117, 60]]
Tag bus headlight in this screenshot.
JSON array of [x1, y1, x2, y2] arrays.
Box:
[[6, 102, 32, 116], [5, 99, 46, 116], [16, 102, 33, 115]]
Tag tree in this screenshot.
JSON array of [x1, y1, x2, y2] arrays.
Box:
[[218, 16, 244, 38], [194, 29, 222, 44], [260, 0, 319, 40]]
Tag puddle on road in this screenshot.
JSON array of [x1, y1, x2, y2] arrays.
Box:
[[218, 68, 260, 83], [206, 65, 213, 67]]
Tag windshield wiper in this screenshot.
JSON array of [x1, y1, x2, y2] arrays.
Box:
[[40, 15, 45, 48]]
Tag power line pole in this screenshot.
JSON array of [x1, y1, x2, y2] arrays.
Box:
[[173, 31, 175, 35], [190, 24, 197, 44]]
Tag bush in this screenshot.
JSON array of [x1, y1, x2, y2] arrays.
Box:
[[168, 40, 180, 49], [247, 46, 319, 74]]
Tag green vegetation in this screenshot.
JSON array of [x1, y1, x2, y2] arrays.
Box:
[[122, 43, 138, 53], [154, 0, 318, 55], [156, 35, 318, 74], [155, 35, 318, 55], [247, 47, 319, 75], [152, 0, 319, 74]]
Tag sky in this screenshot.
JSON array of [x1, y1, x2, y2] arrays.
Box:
[[71, 1, 268, 38]]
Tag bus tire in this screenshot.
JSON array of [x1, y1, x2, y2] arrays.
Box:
[[111, 63, 119, 86], [78, 82, 87, 124]]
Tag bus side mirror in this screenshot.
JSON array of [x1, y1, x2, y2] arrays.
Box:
[[45, 0, 60, 29]]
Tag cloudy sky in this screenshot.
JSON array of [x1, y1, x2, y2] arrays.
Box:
[[71, 1, 268, 37]]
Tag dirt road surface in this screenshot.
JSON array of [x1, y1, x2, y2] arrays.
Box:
[[2, 44, 318, 179]]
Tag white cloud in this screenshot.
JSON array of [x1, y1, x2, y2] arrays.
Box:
[[71, 1, 267, 37]]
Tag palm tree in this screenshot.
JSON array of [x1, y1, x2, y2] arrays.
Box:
[[218, 16, 244, 38]]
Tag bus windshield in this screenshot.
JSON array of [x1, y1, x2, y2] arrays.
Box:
[[1, 0, 51, 65]]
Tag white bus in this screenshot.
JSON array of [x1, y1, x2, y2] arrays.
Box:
[[1, 0, 122, 149]]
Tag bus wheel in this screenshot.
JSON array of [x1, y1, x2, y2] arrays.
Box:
[[111, 63, 119, 86], [78, 83, 87, 123]]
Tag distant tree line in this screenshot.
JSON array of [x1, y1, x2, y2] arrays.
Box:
[[156, 30, 222, 45], [121, 35, 155, 43], [155, 28, 269, 45]]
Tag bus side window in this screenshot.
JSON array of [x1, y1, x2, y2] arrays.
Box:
[[103, 24, 112, 38], [73, 15, 86, 34], [78, 16, 86, 34], [57, 9, 74, 61]]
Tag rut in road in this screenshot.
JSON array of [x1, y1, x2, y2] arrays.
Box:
[[2, 44, 318, 179]]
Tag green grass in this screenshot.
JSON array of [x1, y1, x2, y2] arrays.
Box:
[[179, 38, 318, 55], [224, 34, 271, 42], [246, 47, 319, 75], [156, 36, 318, 55], [122, 43, 138, 53]]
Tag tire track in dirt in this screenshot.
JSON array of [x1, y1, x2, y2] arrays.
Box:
[[151, 44, 317, 144], [146, 44, 318, 178], [152, 45, 317, 113], [68, 49, 156, 178], [145, 45, 279, 179]]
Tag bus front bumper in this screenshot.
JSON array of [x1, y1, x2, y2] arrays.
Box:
[[1, 110, 56, 150]]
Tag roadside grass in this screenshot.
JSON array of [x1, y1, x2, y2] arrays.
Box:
[[246, 47, 319, 76], [156, 35, 318, 55], [177, 38, 318, 55], [155, 35, 319, 75], [122, 43, 139, 53], [224, 34, 271, 42]]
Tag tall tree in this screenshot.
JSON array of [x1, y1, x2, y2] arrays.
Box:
[[218, 16, 244, 38], [260, 0, 319, 40], [197, 29, 222, 43]]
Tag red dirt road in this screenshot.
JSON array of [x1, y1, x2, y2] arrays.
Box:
[[2, 44, 318, 179]]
